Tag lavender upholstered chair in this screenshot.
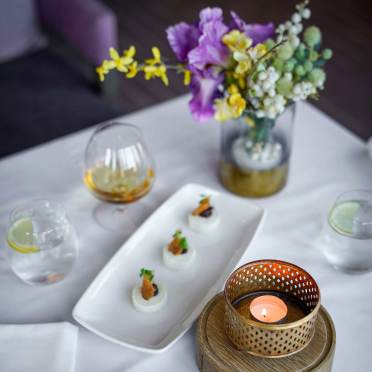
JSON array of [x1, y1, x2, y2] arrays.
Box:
[[38, 0, 118, 65], [0, 0, 124, 158]]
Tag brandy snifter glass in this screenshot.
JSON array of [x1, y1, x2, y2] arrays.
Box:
[[83, 122, 155, 230]]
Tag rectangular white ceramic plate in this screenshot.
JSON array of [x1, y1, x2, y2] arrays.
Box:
[[73, 183, 265, 353]]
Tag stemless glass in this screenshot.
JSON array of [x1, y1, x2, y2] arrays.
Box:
[[83, 122, 155, 231], [6, 199, 78, 285], [321, 190, 372, 273]]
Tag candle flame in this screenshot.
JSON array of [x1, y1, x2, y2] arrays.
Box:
[[261, 308, 267, 318]]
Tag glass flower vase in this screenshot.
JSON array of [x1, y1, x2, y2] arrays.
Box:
[[219, 105, 295, 198]]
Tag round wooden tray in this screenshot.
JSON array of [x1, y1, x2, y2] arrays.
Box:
[[196, 293, 336, 372]]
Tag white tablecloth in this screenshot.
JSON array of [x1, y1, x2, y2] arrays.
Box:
[[0, 96, 371, 372]]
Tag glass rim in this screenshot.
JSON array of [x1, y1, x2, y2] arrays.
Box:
[[9, 198, 70, 239], [329, 189, 372, 227], [335, 189, 372, 201], [92, 121, 143, 138], [84, 120, 154, 170]]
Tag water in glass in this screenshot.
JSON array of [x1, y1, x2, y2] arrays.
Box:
[[6, 200, 78, 285], [322, 190, 372, 273]]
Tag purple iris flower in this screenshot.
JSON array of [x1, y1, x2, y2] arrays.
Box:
[[188, 69, 223, 122], [166, 7, 275, 122], [166, 22, 200, 62], [188, 8, 229, 69], [230, 11, 275, 45], [188, 22, 229, 69], [199, 7, 224, 30]]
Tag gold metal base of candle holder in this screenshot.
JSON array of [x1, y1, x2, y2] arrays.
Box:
[[224, 260, 321, 358], [196, 293, 336, 372]]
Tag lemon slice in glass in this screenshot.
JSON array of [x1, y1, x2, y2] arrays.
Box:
[[6, 218, 39, 254], [329, 201, 360, 236]]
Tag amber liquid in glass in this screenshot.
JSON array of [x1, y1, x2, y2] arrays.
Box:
[[84, 165, 154, 203], [232, 291, 310, 323]]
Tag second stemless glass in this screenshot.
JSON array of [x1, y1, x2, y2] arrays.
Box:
[[83, 122, 155, 230], [321, 190, 372, 273]]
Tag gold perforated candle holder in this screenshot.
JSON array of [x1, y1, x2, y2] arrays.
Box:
[[224, 260, 321, 358]]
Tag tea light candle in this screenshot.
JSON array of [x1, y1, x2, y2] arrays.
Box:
[[225, 260, 320, 357], [250, 295, 287, 323]]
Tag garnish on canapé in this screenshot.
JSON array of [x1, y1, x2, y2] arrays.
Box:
[[168, 230, 188, 256], [163, 230, 195, 270], [189, 193, 220, 233], [140, 268, 158, 300], [192, 195, 213, 218]]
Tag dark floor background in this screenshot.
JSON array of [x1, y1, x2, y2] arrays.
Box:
[[103, 0, 372, 139]]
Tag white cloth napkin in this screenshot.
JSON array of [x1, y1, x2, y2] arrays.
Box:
[[0, 322, 78, 372]]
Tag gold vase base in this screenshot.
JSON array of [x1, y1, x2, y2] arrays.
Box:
[[219, 160, 289, 198]]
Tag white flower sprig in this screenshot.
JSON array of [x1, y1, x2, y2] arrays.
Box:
[[243, 0, 331, 120], [276, 0, 311, 48]]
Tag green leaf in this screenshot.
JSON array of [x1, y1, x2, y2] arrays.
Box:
[[180, 237, 188, 251], [139, 268, 154, 281]]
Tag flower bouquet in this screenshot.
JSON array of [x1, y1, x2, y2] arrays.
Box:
[[97, 1, 332, 197]]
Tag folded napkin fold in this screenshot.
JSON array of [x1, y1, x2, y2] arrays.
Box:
[[0, 322, 78, 372]]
